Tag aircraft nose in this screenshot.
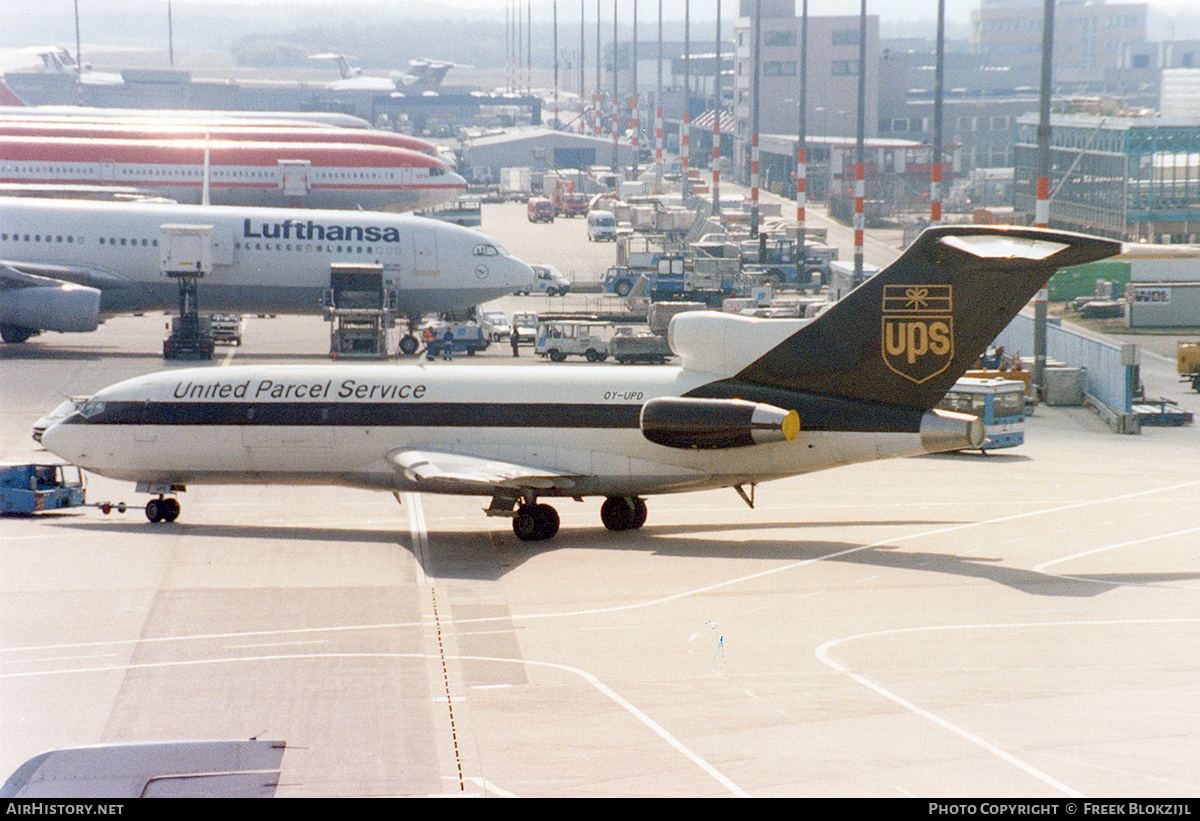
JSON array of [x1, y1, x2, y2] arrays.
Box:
[[510, 259, 536, 290], [39, 418, 74, 461]]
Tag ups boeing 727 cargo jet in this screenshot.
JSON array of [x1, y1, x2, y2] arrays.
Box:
[[42, 226, 1121, 541]]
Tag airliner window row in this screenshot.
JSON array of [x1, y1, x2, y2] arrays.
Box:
[[233, 241, 406, 256], [0, 166, 425, 182], [1, 233, 160, 248], [1, 233, 81, 244]]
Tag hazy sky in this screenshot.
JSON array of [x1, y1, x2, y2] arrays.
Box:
[[191, 0, 1200, 26]]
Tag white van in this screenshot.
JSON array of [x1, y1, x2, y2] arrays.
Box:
[[587, 210, 617, 242], [521, 264, 572, 297]]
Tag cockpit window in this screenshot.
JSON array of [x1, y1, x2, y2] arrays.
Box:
[[79, 400, 105, 419], [474, 244, 502, 256]]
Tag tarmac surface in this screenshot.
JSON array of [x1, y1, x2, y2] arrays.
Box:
[[2, 197, 1200, 797]]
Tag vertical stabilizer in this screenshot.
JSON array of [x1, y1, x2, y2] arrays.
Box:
[[692, 226, 1121, 412]]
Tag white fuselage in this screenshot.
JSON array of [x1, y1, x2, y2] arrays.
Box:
[[41, 363, 930, 498], [1, 197, 534, 318], [0, 137, 466, 211]]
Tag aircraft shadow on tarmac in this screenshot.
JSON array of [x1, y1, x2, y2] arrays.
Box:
[[44, 515, 1200, 597]]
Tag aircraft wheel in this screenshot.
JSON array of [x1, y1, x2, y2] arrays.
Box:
[[534, 503, 559, 539], [630, 497, 647, 530], [513, 506, 541, 541], [0, 324, 37, 344], [145, 498, 164, 523], [161, 497, 181, 523], [513, 503, 560, 541], [600, 496, 635, 531]]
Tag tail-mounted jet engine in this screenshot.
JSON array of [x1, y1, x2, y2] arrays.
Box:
[[640, 397, 800, 449]]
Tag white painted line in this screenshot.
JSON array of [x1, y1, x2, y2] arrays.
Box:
[[815, 616, 1200, 798], [0, 650, 750, 798]]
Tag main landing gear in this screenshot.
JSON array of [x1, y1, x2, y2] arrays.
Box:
[[145, 495, 181, 523], [512, 503, 560, 541], [506, 495, 649, 542], [600, 496, 647, 532]]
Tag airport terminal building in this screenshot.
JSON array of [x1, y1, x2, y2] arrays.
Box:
[[1014, 113, 1200, 243]]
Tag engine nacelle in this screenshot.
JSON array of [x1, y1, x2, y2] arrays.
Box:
[[0, 283, 101, 333], [640, 397, 800, 449]]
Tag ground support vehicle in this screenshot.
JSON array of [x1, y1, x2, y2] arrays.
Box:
[[163, 315, 215, 361], [1178, 341, 1200, 392], [424, 321, 488, 357], [416, 196, 482, 227], [602, 265, 644, 298], [480, 310, 512, 342], [511, 311, 539, 344], [519, 265, 571, 297], [587, 210, 617, 241], [1, 463, 85, 514], [208, 314, 242, 346], [499, 167, 532, 200], [527, 197, 555, 223], [937, 377, 1026, 451], [535, 321, 611, 362], [322, 266, 397, 359], [609, 327, 673, 364], [603, 256, 736, 307]]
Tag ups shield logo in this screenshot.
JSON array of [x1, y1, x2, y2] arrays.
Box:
[[881, 285, 954, 384]]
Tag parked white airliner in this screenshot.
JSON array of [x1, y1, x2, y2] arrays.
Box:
[[41, 226, 1121, 540], [0, 196, 534, 347]]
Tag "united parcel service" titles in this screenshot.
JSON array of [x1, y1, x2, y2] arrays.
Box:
[[173, 379, 427, 401]]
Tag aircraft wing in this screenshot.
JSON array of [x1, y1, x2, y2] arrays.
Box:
[[386, 449, 581, 496], [0, 260, 125, 291], [0, 261, 110, 336]]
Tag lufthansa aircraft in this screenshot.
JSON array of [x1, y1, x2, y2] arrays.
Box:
[[0, 196, 534, 347], [41, 226, 1121, 540]]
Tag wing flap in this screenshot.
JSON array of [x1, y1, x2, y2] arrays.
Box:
[[386, 449, 580, 495]]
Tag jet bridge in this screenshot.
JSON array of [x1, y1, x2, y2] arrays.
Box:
[[323, 263, 397, 358]]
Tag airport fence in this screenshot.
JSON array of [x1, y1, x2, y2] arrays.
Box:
[[993, 312, 1140, 432]]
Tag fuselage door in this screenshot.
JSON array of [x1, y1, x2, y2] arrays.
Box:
[[412, 229, 438, 276]]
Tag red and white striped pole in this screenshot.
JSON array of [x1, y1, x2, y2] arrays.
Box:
[[681, 108, 690, 191], [1034, 174, 1050, 228], [853, 160, 865, 269], [930, 159, 942, 224], [796, 143, 806, 234]]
